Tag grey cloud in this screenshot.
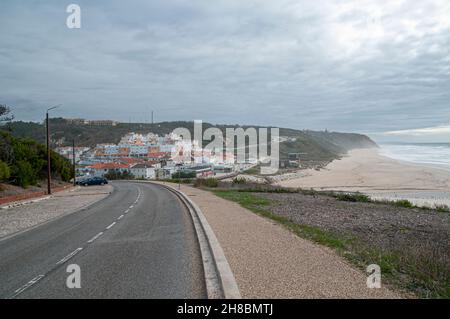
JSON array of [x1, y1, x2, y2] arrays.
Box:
[[0, 0, 449, 140]]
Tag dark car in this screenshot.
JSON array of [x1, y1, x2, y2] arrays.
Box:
[[77, 176, 108, 186]]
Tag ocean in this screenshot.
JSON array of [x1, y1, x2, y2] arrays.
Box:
[[379, 143, 450, 170]]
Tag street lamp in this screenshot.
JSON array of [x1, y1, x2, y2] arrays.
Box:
[[46, 104, 61, 195], [72, 134, 82, 187]]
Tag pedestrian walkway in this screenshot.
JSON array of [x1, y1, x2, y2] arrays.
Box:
[[173, 184, 401, 298]]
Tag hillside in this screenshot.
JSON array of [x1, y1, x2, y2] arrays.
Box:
[[6, 119, 377, 166], [0, 130, 73, 189]]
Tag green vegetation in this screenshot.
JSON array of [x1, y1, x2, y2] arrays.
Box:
[[172, 171, 196, 179], [435, 204, 450, 213], [242, 165, 260, 175], [163, 178, 193, 184], [14, 160, 36, 188], [0, 131, 73, 189], [194, 178, 218, 188], [232, 177, 247, 185], [211, 189, 449, 298], [104, 170, 134, 180], [393, 199, 414, 208], [0, 160, 10, 181], [334, 192, 371, 203]]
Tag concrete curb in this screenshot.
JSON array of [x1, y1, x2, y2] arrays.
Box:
[[152, 182, 242, 299], [0, 196, 51, 210]]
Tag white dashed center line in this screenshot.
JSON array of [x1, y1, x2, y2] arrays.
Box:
[[9, 185, 143, 299], [87, 232, 103, 243], [56, 248, 83, 265], [11, 275, 45, 298], [106, 222, 116, 230]]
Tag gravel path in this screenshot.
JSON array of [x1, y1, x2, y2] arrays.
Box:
[[0, 185, 112, 239], [176, 184, 401, 298], [260, 192, 450, 252]]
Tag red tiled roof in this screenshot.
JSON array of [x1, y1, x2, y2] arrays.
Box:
[[147, 152, 171, 158], [143, 160, 160, 165], [118, 158, 145, 165], [88, 163, 129, 170]]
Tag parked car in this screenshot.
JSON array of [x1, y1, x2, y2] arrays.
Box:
[[77, 176, 108, 186]]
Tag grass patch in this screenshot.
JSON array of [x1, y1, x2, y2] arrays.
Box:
[[237, 187, 300, 194], [393, 199, 414, 208], [242, 165, 260, 175], [213, 189, 272, 209], [194, 178, 219, 188], [162, 178, 193, 184], [435, 204, 450, 213]]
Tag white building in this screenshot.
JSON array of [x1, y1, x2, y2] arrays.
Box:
[[130, 164, 156, 179], [88, 163, 130, 177]]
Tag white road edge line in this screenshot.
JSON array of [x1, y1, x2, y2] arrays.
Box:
[[106, 222, 116, 230], [118, 215, 124, 220], [87, 232, 103, 243]]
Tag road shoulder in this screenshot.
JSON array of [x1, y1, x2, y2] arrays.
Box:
[[0, 185, 113, 240]]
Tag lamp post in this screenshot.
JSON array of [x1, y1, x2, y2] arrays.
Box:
[[72, 139, 76, 186], [46, 105, 61, 195]]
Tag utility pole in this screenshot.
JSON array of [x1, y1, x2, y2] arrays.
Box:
[[46, 112, 51, 194], [72, 139, 76, 186], [46, 105, 61, 195], [151, 110, 154, 125]]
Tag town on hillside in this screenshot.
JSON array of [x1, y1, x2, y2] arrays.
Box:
[[55, 131, 248, 180]]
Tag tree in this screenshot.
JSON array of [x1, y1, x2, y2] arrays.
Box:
[[0, 160, 10, 181], [14, 160, 35, 188], [104, 170, 134, 180], [0, 104, 14, 126]]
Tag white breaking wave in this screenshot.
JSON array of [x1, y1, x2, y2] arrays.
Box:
[[379, 143, 450, 170]]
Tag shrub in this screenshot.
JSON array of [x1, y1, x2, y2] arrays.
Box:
[[393, 199, 414, 208], [0, 160, 10, 181], [14, 160, 36, 188], [435, 204, 450, 213], [104, 170, 134, 180], [172, 171, 196, 179], [334, 192, 371, 203], [165, 178, 193, 184], [232, 177, 247, 184], [194, 178, 218, 188], [0, 131, 73, 188]]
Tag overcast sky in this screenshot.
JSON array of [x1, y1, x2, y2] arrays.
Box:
[[1, 0, 449, 142]]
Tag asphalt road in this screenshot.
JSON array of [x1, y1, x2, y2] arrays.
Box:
[[0, 182, 206, 299]]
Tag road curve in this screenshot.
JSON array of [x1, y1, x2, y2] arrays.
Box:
[[0, 181, 206, 298]]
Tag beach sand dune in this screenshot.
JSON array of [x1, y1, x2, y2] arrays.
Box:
[[276, 149, 450, 208]]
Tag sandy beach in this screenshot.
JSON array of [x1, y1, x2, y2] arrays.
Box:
[[276, 148, 450, 208]]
